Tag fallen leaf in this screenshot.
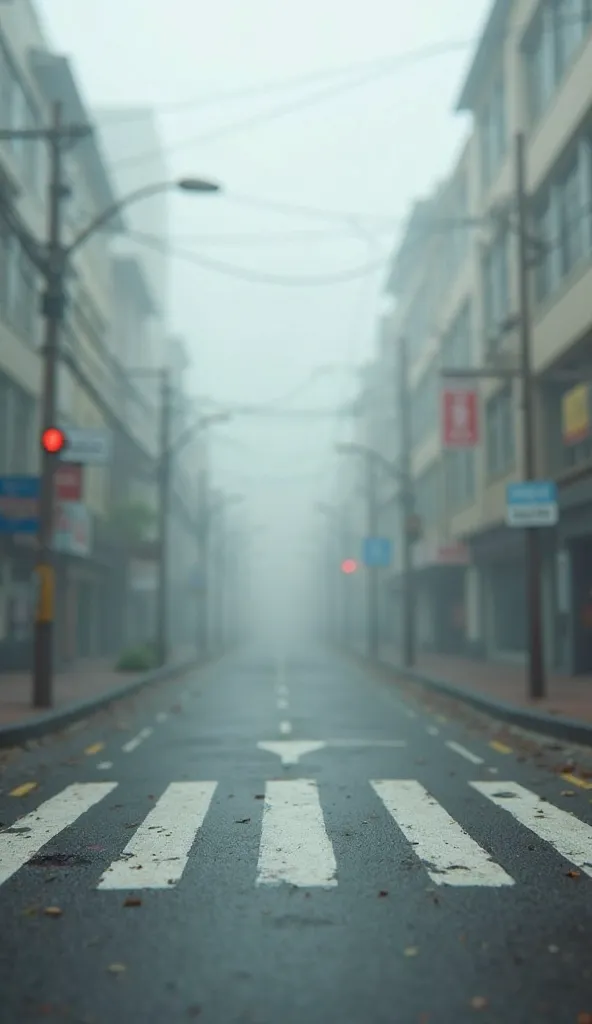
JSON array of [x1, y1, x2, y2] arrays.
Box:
[[235, 818, 251, 824], [577, 1014, 592, 1024], [43, 906, 62, 917], [561, 790, 575, 798], [378, 890, 389, 898], [23, 906, 39, 917], [123, 897, 142, 907], [567, 870, 581, 879], [107, 963, 127, 974], [404, 946, 419, 957], [548, 945, 559, 953], [470, 996, 488, 1010]]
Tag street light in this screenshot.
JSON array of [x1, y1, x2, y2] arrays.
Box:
[[31, 103, 222, 706]]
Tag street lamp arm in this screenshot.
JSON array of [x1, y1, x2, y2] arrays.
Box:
[[170, 412, 231, 457], [66, 181, 176, 257]]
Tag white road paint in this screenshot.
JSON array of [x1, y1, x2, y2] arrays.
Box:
[[326, 739, 406, 749], [122, 727, 153, 753], [276, 684, 289, 698], [96, 761, 114, 771], [472, 781, 592, 878], [427, 726, 440, 736], [446, 741, 484, 766], [257, 740, 326, 765], [279, 720, 292, 735], [277, 697, 289, 711], [257, 779, 337, 888], [371, 779, 514, 887], [0, 783, 117, 887], [155, 712, 168, 724], [98, 782, 217, 890]]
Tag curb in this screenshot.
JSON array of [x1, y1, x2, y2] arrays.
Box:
[[0, 657, 199, 750], [350, 651, 592, 749]]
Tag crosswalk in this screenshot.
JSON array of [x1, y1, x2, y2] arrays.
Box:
[[1, 779, 592, 893]]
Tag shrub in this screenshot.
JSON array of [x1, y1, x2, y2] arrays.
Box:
[[115, 645, 157, 672]]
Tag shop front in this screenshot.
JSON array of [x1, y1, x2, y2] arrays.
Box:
[[413, 540, 469, 655]]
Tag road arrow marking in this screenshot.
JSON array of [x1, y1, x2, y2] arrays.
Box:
[[257, 741, 326, 765]]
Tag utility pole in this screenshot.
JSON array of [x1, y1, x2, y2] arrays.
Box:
[[366, 453, 379, 660], [398, 335, 416, 668], [196, 469, 209, 659], [33, 103, 91, 707], [156, 367, 172, 667], [516, 131, 545, 699]]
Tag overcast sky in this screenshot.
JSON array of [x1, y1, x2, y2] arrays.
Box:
[[37, 0, 491, 625]]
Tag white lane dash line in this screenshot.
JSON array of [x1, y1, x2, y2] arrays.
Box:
[[96, 761, 114, 771], [372, 779, 513, 887], [0, 783, 117, 887], [122, 727, 153, 753], [280, 721, 292, 735], [276, 683, 289, 698], [257, 779, 337, 888], [155, 712, 168, 724], [446, 741, 484, 766], [427, 726, 439, 736], [277, 697, 289, 710], [98, 782, 217, 890]]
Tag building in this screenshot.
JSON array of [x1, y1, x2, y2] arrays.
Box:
[[369, 0, 592, 674]]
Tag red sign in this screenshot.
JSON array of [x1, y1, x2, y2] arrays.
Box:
[[341, 559, 358, 574], [441, 387, 479, 448], [54, 463, 83, 502]]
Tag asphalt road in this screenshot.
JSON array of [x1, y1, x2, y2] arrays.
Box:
[[1, 647, 592, 1024]]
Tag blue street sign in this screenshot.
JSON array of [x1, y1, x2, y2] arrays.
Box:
[[362, 536, 392, 568], [506, 480, 558, 528], [0, 476, 40, 534]]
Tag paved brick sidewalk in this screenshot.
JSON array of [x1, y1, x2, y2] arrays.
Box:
[[379, 646, 592, 724], [0, 647, 196, 728]]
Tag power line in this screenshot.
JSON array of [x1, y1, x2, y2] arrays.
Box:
[[107, 39, 470, 171], [127, 228, 389, 286]]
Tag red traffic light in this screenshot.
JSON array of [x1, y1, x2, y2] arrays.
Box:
[[341, 558, 358, 574], [41, 427, 66, 454]]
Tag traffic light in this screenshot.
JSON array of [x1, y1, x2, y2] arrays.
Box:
[[341, 558, 358, 574], [41, 427, 67, 454]]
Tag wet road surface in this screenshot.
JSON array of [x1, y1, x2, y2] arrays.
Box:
[[1, 647, 591, 1023]]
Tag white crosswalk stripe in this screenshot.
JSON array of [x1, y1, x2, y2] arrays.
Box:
[[2, 779, 592, 893], [371, 780, 514, 887], [256, 779, 337, 888], [98, 782, 217, 890], [471, 781, 592, 878], [0, 783, 117, 887]]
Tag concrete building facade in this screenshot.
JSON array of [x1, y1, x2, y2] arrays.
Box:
[[370, 0, 592, 674]]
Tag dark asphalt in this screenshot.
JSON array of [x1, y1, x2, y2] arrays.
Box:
[[1, 648, 592, 1024]]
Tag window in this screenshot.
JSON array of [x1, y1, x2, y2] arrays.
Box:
[[523, 1, 592, 126], [533, 193, 555, 300], [0, 373, 35, 474], [558, 152, 585, 274], [442, 302, 472, 369], [11, 248, 38, 344], [445, 448, 476, 512], [480, 73, 506, 189], [485, 385, 516, 477], [411, 363, 438, 445], [482, 231, 510, 342], [415, 462, 442, 529]]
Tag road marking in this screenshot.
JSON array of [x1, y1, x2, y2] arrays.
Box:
[[96, 761, 113, 771], [98, 782, 217, 890], [277, 697, 289, 710], [326, 739, 406, 748], [155, 712, 168, 724], [472, 781, 592, 878], [257, 741, 326, 765], [122, 727, 153, 753], [276, 684, 289, 698], [0, 783, 117, 887], [371, 780, 514, 887], [427, 726, 439, 736], [279, 721, 292, 735], [84, 742, 104, 756], [9, 782, 38, 798], [490, 741, 512, 755], [446, 741, 484, 766], [405, 709, 416, 719], [257, 779, 337, 888], [561, 773, 592, 791]]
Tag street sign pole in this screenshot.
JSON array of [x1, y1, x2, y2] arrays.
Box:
[[365, 455, 380, 661]]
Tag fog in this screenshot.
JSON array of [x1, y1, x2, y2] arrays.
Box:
[[38, 0, 492, 649]]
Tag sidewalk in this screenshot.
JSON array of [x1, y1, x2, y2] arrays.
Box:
[[0, 646, 197, 729], [379, 646, 592, 724]]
